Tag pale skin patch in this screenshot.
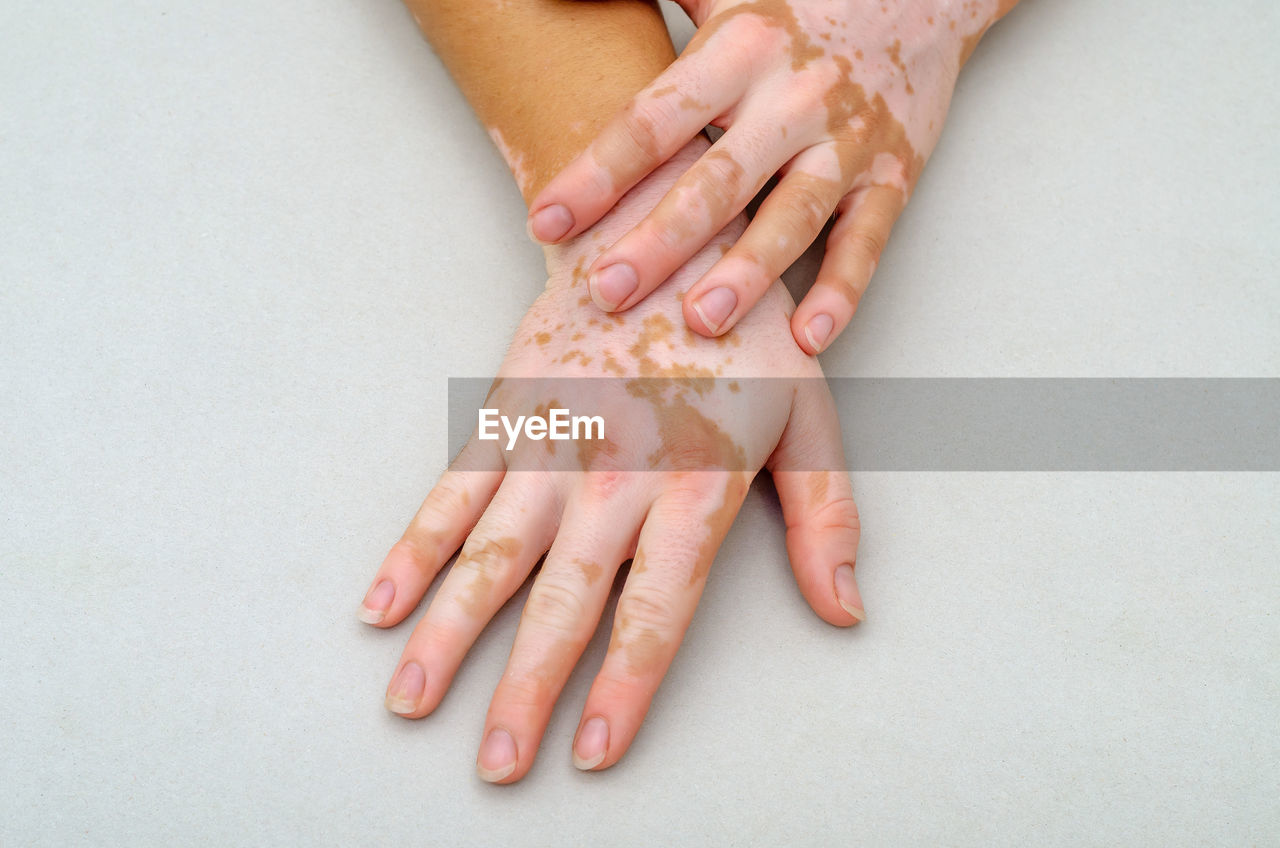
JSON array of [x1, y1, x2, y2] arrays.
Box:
[[487, 126, 535, 197]]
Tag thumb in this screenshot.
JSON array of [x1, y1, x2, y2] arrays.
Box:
[[767, 382, 864, 626]]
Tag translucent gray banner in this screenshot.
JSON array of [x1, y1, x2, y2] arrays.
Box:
[[447, 378, 1279, 471]]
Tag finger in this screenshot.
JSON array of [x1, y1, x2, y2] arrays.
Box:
[[767, 382, 864, 625], [358, 438, 504, 628], [586, 126, 798, 314], [683, 164, 844, 337], [526, 50, 748, 244], [572, 472, 751, 772], [792, 184, 904, 354], [475, 477, 648, 783], [383, 476, 560, 719]]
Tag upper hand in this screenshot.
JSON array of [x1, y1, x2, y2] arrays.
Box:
[[527, 0, 1007, 353]]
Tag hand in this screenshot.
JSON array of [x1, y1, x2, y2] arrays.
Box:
[[527, 0, 1012, 353], [358, 139, 865, 783]]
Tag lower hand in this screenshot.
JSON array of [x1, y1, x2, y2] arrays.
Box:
[[359, 138, 865, 783]]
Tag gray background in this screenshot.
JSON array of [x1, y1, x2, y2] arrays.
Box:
[[1, 0, 1277, 845]]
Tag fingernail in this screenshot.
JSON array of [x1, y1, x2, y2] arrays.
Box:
[[385, 662, 426, 715], [803, 313, 834, 354], [590, 262, 638, 310], [573, 717, 609, 771], [833, 563, 865, 621], [357, 579, 395, 624], [477, 727, 517, 782], [692, 287, 737, 333], [528, 204, 573, 243]]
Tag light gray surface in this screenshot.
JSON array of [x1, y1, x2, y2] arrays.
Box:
[[1, 0, 1277, 845]]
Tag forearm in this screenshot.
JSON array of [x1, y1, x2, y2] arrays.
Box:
[[403, 0, 676, 203]]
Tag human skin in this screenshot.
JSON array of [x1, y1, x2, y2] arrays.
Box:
[[360, 0, 865, 783], [527, 0, 1020, 353]]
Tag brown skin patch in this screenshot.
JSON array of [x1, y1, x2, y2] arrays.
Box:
[[628, 383, 747, 471], [620, 627, 670, 676], [573, 557, 605, 585], [457, 536, 522, 618], [535, 331, 551, 346], [713, 330, 741, 347], [525, 634, 578, 706], [690, 472, 750, 584], [886, 39, 914, 94], [624, 314, 719, 385], [807, 470, 830, 510], [530, 399, 561, 455], [576, 431, 621, 471], [664, 148, 747, 244], [776, 170, 842, 232], [399, 532, 445, 578], [823, 53, 924, 184]]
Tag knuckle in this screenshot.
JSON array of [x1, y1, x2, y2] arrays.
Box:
[[787, 81, 831, 127], [645, 205, 693, 253], [580, 468, 627, 501], [650, 437, 734, 471], [729, 244, 769, 277], [616, 583, 679, 632], [622, 97, 677, 159], [389, 538, 423, 563], [810, 493, 862, 534], [700, 150, 744, 189], [388, 537, 438, 574], [423, 474, 469, 517], [729, 13, 781, 53], [449, 553, 488, 587], [787, 182, 833, 230], [456, 534, 519, 572], [847, 228, 887, 263], [523, 577, 589, 631], [497, 668, 553, 709]]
